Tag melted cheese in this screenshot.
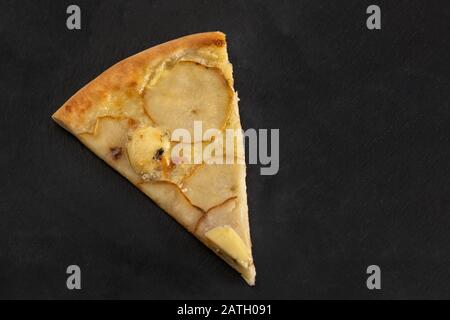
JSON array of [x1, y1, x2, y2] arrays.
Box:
[[127, 126, 170, 180]]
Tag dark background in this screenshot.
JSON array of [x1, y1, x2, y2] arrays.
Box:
[[0, 0, 449, 299]]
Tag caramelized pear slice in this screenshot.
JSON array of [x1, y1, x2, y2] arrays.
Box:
[[205, 226, 254, 285], [181, 163, 242, 211], [205, 226, 252, 269], [144, 62, 232, 141]]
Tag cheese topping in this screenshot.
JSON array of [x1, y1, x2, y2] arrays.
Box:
[[127, 126, 170, 180]]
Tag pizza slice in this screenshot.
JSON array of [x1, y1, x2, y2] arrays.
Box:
[[52, 32, 256, 285]]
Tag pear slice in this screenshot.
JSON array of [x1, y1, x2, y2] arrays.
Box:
[[144, 61, 232, 141], [181, 163, 242, 212], [79, 116, 141, 184], [205, 226, 254, 284]]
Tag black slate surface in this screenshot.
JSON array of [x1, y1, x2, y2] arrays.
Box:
[[1, 0, 449, 299]]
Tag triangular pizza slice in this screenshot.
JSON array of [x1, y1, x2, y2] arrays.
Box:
[[52, 32, 256, 285]]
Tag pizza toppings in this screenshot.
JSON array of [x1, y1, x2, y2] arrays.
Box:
[[153, 147, 165, 160], [205, 226, 252, 269], [110, 147, 122, 160], [204, 225, 255, 284], [144, 61, 233, 141], [126, 126, 170, 180], [181, 163, 240, 211]]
